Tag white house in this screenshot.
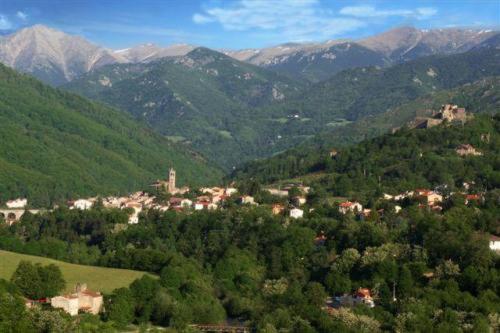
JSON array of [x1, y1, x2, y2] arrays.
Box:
[[6, 198, 27, 209], [490, 235, 500, 251], [290, 208, 304, 219], [239, 195, 256, 205], [338, 201, 363, 214], [72, 199, 93, 210], [225, 187, 238, 196], [194, 202, 218, 211], [125, 202, 142, 224]]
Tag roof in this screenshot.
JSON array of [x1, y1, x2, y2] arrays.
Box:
[[490, 235, 500, 242]]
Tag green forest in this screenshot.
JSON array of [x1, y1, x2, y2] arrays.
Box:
[[0, 64, 222, 207]]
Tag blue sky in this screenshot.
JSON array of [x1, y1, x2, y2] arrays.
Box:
[[0, 0, 498, 49]]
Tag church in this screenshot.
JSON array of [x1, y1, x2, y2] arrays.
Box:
[[151, 168, 190, 194]]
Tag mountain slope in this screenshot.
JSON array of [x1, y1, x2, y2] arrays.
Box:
[[227, 27, 497, 82], [114, 43, 196, 62], [64, 35, 500, 170], [254, 42, 388, 82], [64, 47, 304, 168], [0, 64, 221, 206], [0, 25, 126, 85], [359, 27, 497, 62], [231, 77, 500, 184], [259, 36, 500, 132]]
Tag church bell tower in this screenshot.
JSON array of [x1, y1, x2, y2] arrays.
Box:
[[168, 168, 176, 193]]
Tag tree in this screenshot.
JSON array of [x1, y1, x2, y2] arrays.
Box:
[[10, 261, 65, 299], [10, 261, 42, 299], [39, 264, 65, 297], [105, 288, 135, 328], [0, 279, 34, 333]]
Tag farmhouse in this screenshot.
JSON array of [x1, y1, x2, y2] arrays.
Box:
[[50, 283, 103, 316]]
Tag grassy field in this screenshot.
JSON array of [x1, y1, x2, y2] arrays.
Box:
[[0, 250, 154, 294]]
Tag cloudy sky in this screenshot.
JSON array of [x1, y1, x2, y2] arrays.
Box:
[[0, 0, 498, 49]]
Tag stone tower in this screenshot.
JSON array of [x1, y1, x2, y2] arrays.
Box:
[[168, 168, 176, 193]]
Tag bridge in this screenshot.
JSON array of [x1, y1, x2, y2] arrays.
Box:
[[189, 324, 251, 333], [0, 209, 41, 225]]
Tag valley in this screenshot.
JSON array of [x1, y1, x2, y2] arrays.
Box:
[[0, 16, 499, 333]]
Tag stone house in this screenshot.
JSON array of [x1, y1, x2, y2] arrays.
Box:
[[50, 283, 103, 316]]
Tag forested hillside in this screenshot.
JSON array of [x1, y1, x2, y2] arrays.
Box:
[[1, 115, 498, 331], [65, 37, 500, 169], [0, 64, 222, 206], [64, 47, 304, 168], [232, 114, 500, 197]]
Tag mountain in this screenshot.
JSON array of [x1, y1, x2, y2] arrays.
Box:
[[64, 47, 304, 169], [358, 27, 497, 62], [259, 34, 500, 129], [0, 63, 222, 206], [0, 25, 126, 85], [114, 43, 196, 63], [226, 27, 498, 82], [1, 25, 496, 86], [64, 33, 500, 170]]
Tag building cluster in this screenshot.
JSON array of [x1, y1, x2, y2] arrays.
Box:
[[412, 104, 469, 129], [64, 168, 241, 223], [26, 283, 102, 316]]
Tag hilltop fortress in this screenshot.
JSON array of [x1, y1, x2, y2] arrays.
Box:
[[410, 104, 471, 129]]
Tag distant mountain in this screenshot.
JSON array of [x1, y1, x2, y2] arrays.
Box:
[[262, 34, 500, 125], [0, 25, 127, 85], [64, 47, 304, 169], [1, 25, 496, 85], [226, 27, 498, 82], [358, 27, 497, 62], [114, 43, 196, 63], [0, 63, 221, 206], [65, 39, 500, 170]]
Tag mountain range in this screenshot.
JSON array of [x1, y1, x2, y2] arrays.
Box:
[[0, 25, 497, 85], [63, 33, 500, 169]]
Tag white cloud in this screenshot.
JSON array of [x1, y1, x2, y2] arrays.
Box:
[[0, 15, 12, 30], [193, 0, 365, 41], [193, 13, 213, 24], [340, 5, 437, 20], [17, 11, 28, 20]]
